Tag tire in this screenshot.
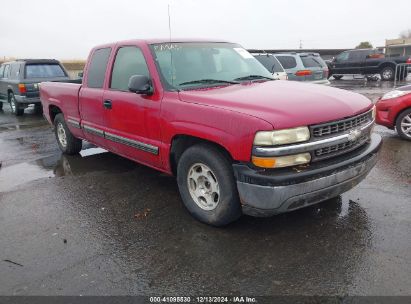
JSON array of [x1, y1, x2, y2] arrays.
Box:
[[380, 66, 395, 81], [54, 113, 82, 154], [333, 75, 343, 80], [176, 143, 242, 226], [34, 104, 43, 115], [396, 108, 411, 141], [9, 93, 24, 116]]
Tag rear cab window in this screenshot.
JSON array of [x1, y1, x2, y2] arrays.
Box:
[[276, 56, 297, 69], [25, 63, 66, 78], [110, 46, 150, 91], [87, 48, 112, 88]]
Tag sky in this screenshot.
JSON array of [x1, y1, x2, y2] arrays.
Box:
[[1, 0, 410, 60]]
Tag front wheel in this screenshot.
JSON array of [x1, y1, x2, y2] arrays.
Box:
[[396, 108, 411, 141], [54, 113, 82, 154], [176, 144, 242, 226], [9, 93, 24, 116]]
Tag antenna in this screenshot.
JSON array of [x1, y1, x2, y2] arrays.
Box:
[[168, 4, 172, 42]]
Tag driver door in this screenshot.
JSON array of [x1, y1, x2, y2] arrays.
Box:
[[331, 52, 349, 74], [103, 45, 162, 168]]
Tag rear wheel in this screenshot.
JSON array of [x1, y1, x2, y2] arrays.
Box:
[[333, 75, 343, 80], [176, 143, 242, 226], [9, 93, 24, 116], [380, 66, 395, 81], [54, 113, 82, 154], [396, 108, 411, 141]]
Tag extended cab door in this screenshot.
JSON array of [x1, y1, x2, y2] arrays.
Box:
[[79, 47, 112, 148], [102, 45, 162, 168]]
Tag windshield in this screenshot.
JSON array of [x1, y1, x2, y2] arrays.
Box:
[[150, 42, 272, 90]]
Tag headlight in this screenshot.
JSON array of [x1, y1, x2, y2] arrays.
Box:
[[254, 126, 310, 146], [381, 90, 410, 100]]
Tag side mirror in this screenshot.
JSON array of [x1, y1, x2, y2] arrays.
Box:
[[78, 71, 84, 78], [128, 75, 153, 95]]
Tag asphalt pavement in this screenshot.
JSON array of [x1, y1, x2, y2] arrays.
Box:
[[0, 79, 410, 296]]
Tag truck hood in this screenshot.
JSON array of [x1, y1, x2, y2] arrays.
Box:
[[178, 80, 372, 129]]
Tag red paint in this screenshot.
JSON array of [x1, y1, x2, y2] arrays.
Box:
[[40, 39, 373, 175], [376, 91, 411, 128]]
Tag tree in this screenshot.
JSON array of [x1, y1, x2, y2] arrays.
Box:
[[355, 41, 373, 49], [400, 29, 411, 39]]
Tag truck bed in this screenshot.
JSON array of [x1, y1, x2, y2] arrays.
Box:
[[40, 81, 82, 125]]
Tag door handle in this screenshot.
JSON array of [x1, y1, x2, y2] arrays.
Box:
[[103, 99, 112, 109]]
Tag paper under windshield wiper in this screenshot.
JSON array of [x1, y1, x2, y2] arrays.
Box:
[[179, 79, 239, 86], [234, 75, 274, 81]]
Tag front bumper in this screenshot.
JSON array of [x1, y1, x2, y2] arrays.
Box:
[[234, 133, 382, 217], [14, 95, 41, 105]]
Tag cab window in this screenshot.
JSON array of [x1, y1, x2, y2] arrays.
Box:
[[110, 46, 149, 91], [3, 65, 10, 79], [87, 48, 112, 88], [336, 52, 349, 62]]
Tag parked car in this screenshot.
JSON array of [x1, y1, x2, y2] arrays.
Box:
[[0, 59, 71, 116], [252, 53, 288, 80], [40, 39, 381, 226], [274, 53, 330, 84], [328, 49, 411, 81], [376, 85, 411, 140]]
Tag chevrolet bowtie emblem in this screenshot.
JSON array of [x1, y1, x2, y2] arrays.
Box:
[[348, 129, 362, 142]]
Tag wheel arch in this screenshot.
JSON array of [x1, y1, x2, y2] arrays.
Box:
[[49, 105, 63, 123], [7, 89, 14, 100], [379, 61, 396, 71], [169, 134, 234, 176], [394, 106, 411, 127]]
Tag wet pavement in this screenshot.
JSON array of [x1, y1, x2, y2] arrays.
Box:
[[0, 81, 410, 296]]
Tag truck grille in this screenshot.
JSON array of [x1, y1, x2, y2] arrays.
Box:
[[311, 110, 372, 138], [314, 134, 369, 159]]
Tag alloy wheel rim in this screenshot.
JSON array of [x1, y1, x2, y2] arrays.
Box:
[[383, 69, 393, 80], [57, 123, 68, 147], [400, 114, 411, 138], [187, 163, 220, 211]]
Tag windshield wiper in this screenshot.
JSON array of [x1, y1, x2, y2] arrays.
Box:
[[234, 75, 274, 81], [179, 79, 239, 86]]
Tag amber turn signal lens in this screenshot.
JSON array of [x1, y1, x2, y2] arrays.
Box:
[[252, 153, 311, 169], [251, 156, 277, 168]]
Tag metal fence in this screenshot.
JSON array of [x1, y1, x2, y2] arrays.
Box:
[[394, 63, 410, 87]]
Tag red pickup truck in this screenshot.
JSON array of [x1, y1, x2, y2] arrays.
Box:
[[40, 39, 382, 226]]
